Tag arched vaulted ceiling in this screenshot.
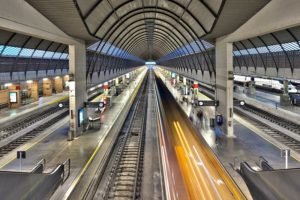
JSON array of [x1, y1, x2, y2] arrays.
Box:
[[26, 0, 270, 61]]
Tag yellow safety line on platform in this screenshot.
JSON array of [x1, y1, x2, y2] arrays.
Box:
[[46, 95, 69, 105], [0, 95, 69, 169], [0, 117, 68, 169], [63, 70, 147, 200]]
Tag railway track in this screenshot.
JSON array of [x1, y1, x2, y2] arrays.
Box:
[[0, 109, 68, 157], [240, 104, 300, 134], [196, 84, 300, 151], [0, 90, 99, 158], [0, 102, 68, 140], [235, 108, 300, 151], [101, 73, 148, 200]]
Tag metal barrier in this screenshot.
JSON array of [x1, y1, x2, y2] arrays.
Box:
[[31, 158, 46, 173], [240, 162, 300, 200], [62, 158, 71, 184], [0, 158, 70, 200]]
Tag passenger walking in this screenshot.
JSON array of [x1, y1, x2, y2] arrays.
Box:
[[215, 126, 224, 146]]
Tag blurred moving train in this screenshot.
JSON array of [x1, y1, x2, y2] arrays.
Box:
[[234, 75, 298, 93]]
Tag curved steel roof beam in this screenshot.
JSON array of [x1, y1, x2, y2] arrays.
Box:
[[233, 43, 249, 70], [247, 38, 267, 72], [89, 16, 198, 75], [257, 36, 279, 73], [101, 8, 209, 68], [89, 8, 206, 72], [105, 24, 181, 61], [270, 33, 293, 74], [113, 24, 182, 60], [112, 33, 185, 73], [116, 24, 195, 72], [92, 0, 207, 37], [239, 41, 257, 70]]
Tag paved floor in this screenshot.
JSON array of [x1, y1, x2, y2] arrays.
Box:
[[0, 69, 147, 200], [0, 92, 68, 125], [155, 68, 300, 199]]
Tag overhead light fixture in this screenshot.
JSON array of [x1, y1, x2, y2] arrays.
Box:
[[4, 83, 12, 87], [55, 76, 60, 79], [26, 80, 33, 84], [43, 78, 48, 81]]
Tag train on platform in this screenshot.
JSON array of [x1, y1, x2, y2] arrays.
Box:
[[234, 75, 300, 105], [234, 75, 298, 93]]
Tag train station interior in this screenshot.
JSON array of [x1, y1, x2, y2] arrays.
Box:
[[1, 0, 300, 199]]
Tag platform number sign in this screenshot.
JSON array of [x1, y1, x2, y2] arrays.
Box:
[[17, 151, 26, 172], [17, 151, 26, 159], [198, 100, 219, 107]]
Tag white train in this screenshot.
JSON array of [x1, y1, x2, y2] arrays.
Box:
[[234, 75, 298, 93]]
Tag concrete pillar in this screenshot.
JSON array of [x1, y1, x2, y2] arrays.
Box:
[[280, 79, 290, 106], [122, 75, 126, 86], [183, 77, 186, 85], [103, 82, 109, 95], [42, 78, 53, 96], [194, 81, 199, 98], [27, 80, 39, 101], [115, 77, 119, 86], [247, 78, 256, 96], [54, 76, 63, 93], [0, 89, 9, 106], [63, 75, 69, 90], [215, 38, 234, 137], [68, 42, 87, 140]]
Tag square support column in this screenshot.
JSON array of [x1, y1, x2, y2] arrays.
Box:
[[215, 39, 234, 137], [68, 42, 87, 140], [42, 78, 53, 96]]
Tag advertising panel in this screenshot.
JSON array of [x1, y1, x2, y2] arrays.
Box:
[[9, 92, 17, 103]]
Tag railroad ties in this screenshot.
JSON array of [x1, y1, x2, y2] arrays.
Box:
[[103, 73, 148, 200]]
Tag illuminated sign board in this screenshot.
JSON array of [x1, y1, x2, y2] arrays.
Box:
[[171, 72, 176, 78], [78, 108, 84, 127], [198, 100, 219, 107], [9, 92, 17, 103]]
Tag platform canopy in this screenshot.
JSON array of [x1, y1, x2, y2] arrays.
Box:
[[25, 0, 270, 61]]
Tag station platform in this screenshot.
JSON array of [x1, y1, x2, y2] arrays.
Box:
[[0, 92, 69, 126], [154, 68, 300, 199], [234, 87, 300, 126], [0, 68, 147, 200]]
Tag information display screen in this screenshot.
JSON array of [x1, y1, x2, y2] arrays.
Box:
[[78, 108, 84, 127], [171, 72, 176, 78], [9, 92, 17, 103]]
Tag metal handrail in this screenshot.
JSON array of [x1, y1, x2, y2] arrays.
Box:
[[62, 159, 71, 184]]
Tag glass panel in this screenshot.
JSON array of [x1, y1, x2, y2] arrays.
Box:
[[19, 48, 34, 57], [52, 52, 62, 59], [32, 50, 45, 58], [2, 46, 21, 56], [268, 44, 282, 52], [233, 51, 241, 56], [257, 46, 269, 54], [240, 49, 248, 55], [60, 53, 68, 59], [282, 42, 300, 51], [43, 51, 54, 58]]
